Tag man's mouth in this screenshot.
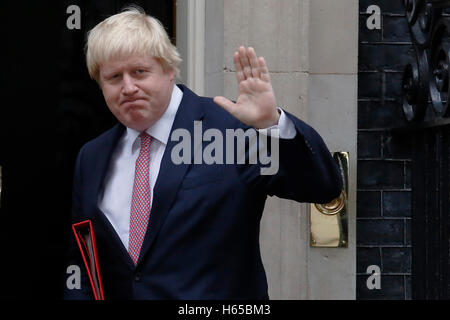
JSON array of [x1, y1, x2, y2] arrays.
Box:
[[121, 98, 146, 105]]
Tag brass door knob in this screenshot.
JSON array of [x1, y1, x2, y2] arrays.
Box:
[[314, 191, 346, 216]]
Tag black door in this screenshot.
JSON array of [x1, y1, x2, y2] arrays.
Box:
[[0, 0, 174, 299]]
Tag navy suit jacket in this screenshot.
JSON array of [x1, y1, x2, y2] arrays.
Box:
[[64, 84, 342, 299]]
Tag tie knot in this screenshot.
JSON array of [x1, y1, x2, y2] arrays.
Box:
[[139, 132, 152, 148]]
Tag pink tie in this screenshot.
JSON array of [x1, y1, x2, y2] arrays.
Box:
[[128, 132, 152, 265]]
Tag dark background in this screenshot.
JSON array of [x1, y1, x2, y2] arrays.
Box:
[[0, 0, 174, 299]]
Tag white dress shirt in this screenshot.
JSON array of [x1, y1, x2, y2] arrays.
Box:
[[99, 84, 296, 249]]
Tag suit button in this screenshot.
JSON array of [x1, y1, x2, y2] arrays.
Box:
[[134, 272, 142, 282]]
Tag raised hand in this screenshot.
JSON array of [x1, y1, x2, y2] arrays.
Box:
[[213, 46, 279, 129]]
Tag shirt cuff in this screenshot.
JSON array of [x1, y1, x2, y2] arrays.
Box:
[[257, 108, 297, 139]]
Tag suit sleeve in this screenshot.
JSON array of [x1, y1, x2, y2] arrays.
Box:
[[238, 110, 343, 204], [63, 146, 95, 300]]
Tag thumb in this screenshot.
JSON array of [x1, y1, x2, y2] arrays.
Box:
[[213, 96, 237, 116]]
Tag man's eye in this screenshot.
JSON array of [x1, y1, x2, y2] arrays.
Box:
[[136, 69, 146, 74]]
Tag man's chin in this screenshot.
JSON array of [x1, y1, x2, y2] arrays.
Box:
[[116, 108, 162, 131], [120, 116, 155, 132], [125, 122, 152, 132]]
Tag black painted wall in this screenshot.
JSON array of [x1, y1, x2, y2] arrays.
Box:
[[357, 0, 413, 299]]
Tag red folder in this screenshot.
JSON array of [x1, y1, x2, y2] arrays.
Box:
[[72, 220, 105, 300]]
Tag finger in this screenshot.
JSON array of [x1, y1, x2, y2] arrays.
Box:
[[248, 47, 260, 79], [258, 57, 271, 83], [213, 96, 238, 116], [233, 51, 245, 83], [239, 46, 252, 79]]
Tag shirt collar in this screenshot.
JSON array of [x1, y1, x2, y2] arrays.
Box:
[[124, 84, 183, 153]]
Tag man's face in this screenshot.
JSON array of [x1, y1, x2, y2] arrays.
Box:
[[99, 54, 175, 132]]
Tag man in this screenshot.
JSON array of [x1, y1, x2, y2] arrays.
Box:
[[64, 6, 342, 299]]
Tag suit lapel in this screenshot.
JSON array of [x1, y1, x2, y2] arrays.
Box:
[[88, 123, 125, 208], [137, 85, 204, 264]]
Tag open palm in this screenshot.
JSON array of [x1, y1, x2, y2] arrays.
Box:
[[214, 46, 279, 129]]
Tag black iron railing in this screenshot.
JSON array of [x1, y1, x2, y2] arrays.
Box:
[[402, 0, 450, 300], [403, 0, 450, 123]]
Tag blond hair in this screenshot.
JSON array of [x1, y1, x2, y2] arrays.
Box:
[[86, 6, 181, 81]]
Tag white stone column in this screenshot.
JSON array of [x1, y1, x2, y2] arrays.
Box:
[[176, 0, 206, 96], [307, 0, 357, 299]]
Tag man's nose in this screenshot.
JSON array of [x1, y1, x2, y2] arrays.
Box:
[[122, 74, 138, 95]]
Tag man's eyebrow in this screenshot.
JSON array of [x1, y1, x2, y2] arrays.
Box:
[[131, 62, 153, 68], [101, 70, 117, 78], [100, 61, 154, 77]]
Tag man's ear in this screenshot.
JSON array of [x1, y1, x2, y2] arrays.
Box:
[[157, 58, 174, 80], [95, 68, 105, 89], [96, 75, 105, 90], [166, 66, 175, 81]]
